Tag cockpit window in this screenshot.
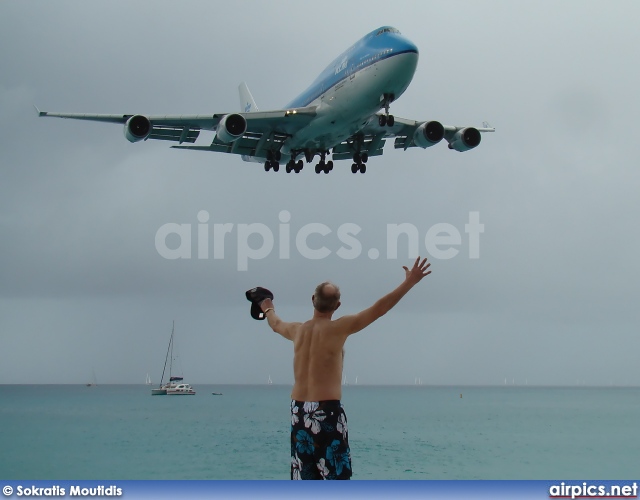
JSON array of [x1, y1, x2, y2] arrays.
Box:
[[376, 27, 400, 36]]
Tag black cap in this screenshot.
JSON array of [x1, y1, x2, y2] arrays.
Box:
[[245, 287, 274, 320]]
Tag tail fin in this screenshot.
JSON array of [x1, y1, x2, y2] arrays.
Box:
[[239, 82, 259, 113]]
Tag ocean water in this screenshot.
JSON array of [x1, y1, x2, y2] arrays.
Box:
[[1, 384, 638, 480]]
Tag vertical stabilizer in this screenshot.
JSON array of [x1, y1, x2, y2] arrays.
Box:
[[239, 82, 259, 113]]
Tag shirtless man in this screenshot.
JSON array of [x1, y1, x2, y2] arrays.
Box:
[[259, 257, 431, 480]]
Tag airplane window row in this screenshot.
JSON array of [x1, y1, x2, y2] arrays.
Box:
[[356, 49, 393, 68]]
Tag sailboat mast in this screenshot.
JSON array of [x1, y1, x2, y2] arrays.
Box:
[[158, 321, 174, 388], [169, 321, 174, 381]]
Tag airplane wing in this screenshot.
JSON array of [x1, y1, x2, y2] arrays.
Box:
[[37, 105, 492, 162], [331, 114, 495, 161], [36, 106, 317, 158]]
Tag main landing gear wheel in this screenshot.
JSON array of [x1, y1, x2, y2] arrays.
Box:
[[265, 151, 282, 172], [351, 153, 367, 173], [315, 160, 334, 174], [285, 159, 304, 173], [314, 150, 334, 174], [264, 160, 280, 172]]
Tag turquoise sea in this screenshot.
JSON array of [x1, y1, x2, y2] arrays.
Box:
[[1, 384, 638, 480]]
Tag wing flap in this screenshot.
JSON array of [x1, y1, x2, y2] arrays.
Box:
[[149, 125, 200, 143], [332, 148, 384, 161], [331, 131, 388, 160], [172, 143, 256, 156], [172, 129, 291, 159]]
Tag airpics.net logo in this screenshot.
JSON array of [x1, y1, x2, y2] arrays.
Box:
[[154, 210, 484, 271]]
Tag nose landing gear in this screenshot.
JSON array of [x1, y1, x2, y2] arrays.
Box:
[[378, 93, 395, 127]]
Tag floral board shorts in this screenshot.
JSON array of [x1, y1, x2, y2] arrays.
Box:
[[290, 400, 352, 480]]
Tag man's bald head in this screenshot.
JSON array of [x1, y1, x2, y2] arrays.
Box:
[[313, 282, 341, 313]]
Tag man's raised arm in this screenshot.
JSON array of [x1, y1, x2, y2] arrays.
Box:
[[337, 257, 432, 335], [260, 298, 299, 341]]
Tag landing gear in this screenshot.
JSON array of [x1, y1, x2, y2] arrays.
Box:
[[264, 150, 282, 172], [264, 160, 279, 172], [315, 160, 333, 174], [378, 114, 395, 127], [351, 152, 367, 174], [314, 152, 334, 174], [285, 159, 304, 173], [379, 93, 395, 127]]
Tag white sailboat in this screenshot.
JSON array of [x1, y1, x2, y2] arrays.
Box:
[[151, 321, 196, 396], [145, 373, 152, 385], [268, 375, 273, 385]]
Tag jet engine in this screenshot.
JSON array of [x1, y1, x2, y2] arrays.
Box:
[[413, 121, 445, 148], [447, 127, 481, 152], [215, 113, 247, 143], [123, 115, 151, 143]]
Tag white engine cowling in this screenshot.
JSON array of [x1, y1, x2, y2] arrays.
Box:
[[413, 121, 445, 148], [123, 115, 151, 143], [216, 113, 247, 143], [447, 127, 481, 152]]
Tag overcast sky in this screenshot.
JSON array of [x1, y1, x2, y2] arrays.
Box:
[[1, 0, 639, 386]]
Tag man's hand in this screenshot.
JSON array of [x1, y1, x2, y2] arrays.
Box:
[[403, 257, 431, 286], [260, 298, 274, 312]]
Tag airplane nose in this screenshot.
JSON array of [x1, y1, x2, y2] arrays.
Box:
[[395, 35, 419, 55]]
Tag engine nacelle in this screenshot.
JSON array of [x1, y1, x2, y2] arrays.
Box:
[[447, 127, 481, 152], [215, 113, 247, 143], [123, 115, 151, 143], [413, 121, 445, 148]]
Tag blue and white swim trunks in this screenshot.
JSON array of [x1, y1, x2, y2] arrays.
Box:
[[290, 400, 352, 480]]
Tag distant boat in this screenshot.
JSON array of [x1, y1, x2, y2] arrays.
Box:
[[268, 375, 273, 385], [145, 373, 152, 385], [152, 321, 196, 396], [86, 370, 97, 387]]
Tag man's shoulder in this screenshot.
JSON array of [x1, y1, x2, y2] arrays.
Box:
[[300, 317, 345, 332]]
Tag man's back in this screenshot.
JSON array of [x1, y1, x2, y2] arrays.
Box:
[[290, 317, 349, 401]]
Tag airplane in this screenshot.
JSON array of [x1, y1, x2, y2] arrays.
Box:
[[37, 26, 494, 175]]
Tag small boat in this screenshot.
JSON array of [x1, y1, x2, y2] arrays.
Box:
[[145, 373, 152, 385], [212, 392, 223, 396]]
